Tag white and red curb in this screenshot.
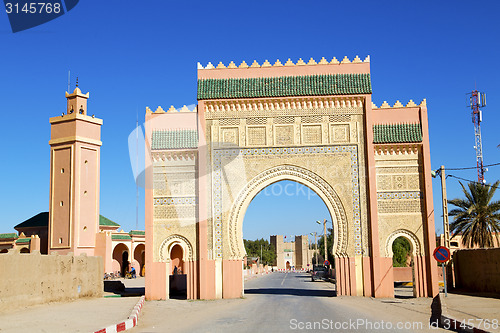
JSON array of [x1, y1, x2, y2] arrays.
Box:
[[94, 295, 145, 333]]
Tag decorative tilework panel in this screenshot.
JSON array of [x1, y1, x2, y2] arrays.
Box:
[[301, 115, 322, 123], [331, 124, 350, 143], [154, 205, 196, 220], [275, 116, 294, 124], [377, 199, 422, 214], [275, 125, 294, 146], [219, 118, 240, 126], [221, 127, 239, 145], [247, 127, 266, 146], [246, 117, 266, 125], [212, 145, 362, 258], [153, 197, 198, 205], [377, 191, 422, 200], [329, 114, 351, 122], [302, 125, 322, 145]]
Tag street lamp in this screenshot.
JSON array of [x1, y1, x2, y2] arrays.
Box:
[[310, 232, 318, 267], [317, 219, 328, 265]]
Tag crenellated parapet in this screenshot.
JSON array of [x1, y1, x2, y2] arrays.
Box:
[[372, 99, 426, 109], [146, 105, 197, 114], [198, 55, 370, 70]]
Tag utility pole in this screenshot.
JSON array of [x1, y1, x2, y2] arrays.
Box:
[[440, 166, 451, 249], [433, 165, 451, 295], [260, 244, 263, 265], [317, 220, 328, 265], [323, 219, 328, 265]]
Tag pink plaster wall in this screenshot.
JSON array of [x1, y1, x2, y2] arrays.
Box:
[[146, 262, 167, 300], [376, 257, 395, 298], [223, 260, 243, 299], [95, 232, 113, 273], [363, 95, 385, 298], [29, 236, 41, 253], [49, 146, 71, 250], [50, 116, 101, 141], [419, 104, 440, 297], [393, 267, 413, 282], [371, 107, 420, 125], [196, 100, 215, 300], [198, 61, 370, 80], [362, 257, 372, 296], [49, 96, 101, 257]]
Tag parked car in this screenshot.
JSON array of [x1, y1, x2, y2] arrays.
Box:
[[311, 265, 328, 281]]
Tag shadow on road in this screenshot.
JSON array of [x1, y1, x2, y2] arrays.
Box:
[[245, 288, 336, 297], [103, 280, 145, 297]]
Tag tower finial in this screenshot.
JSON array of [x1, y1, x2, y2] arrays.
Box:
[[76, 77, 79, 88]]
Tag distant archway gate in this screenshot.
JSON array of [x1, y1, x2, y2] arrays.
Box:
[[145, 56, 440, 300], [227, 164, 348, 260]]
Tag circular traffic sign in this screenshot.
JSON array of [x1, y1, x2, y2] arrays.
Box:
[[433, 246, 450, 263], [324, 260, 330, 266]]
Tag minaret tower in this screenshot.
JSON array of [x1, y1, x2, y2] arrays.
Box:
[[48, 82, 102, 255]]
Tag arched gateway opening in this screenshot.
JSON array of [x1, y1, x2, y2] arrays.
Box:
[[243, 179, 332, 276], [225, 165, 349, 298]]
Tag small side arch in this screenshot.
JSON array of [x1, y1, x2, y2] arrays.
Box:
[[159, 235, 193, 262], [385, 229, 421, 257]]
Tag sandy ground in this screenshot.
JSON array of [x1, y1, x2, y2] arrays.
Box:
[[0, 277, 145, 333], [0, 296, 141, 333], [129, 273, 446, 333]]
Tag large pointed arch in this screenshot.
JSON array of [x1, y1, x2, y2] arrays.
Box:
[[227, 164, 349, 260]]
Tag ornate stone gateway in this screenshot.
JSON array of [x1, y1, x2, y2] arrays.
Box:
[[144, 56, 439, 300]]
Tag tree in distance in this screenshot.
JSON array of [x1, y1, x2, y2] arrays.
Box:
[[448, 180, 500, 248], [392, 237, 411, 267], [243, 238, 276, 266]]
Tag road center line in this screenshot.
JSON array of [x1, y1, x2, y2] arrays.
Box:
[[281, 272, 287, 285]]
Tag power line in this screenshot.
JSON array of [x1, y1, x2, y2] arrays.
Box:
[[447, 174, 500, 189], [438, 162, 500, 171]]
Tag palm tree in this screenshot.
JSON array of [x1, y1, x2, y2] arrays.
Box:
[[448, 181, 500, 248]]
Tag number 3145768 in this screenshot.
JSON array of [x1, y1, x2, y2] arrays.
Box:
[[5, 2, 61, 14]]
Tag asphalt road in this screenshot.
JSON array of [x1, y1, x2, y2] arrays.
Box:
[[130, 272, 442, 332]]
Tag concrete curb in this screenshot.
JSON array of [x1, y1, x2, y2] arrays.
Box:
[[437, 293, 491, 333], [94, 295, 145, 333]]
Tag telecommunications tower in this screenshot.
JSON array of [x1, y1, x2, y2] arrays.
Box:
[[467, 90, 487, 183]]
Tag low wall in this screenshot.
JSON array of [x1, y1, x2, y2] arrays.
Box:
[[0, 251, 103, 312], [453, 248, 500, 293], [393, 267, 412, 282]]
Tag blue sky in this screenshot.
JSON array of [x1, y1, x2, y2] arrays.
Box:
[[1, 1, 500, 241]]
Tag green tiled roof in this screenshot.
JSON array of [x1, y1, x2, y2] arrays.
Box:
[[151, 129, 198, 150], [14, 213, 119, 229], [15, 238, 31, 244], [373, 123, 422, 143], [99, 215, 120, 227], [129, 230, 145, 236], [112, 234, 132, 241], [0, 233, 18, 240], [15, 212, 49, 229], [197, 73, 372, 100]]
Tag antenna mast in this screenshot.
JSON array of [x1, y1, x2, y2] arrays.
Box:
[[468, 90, 487, 184]]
